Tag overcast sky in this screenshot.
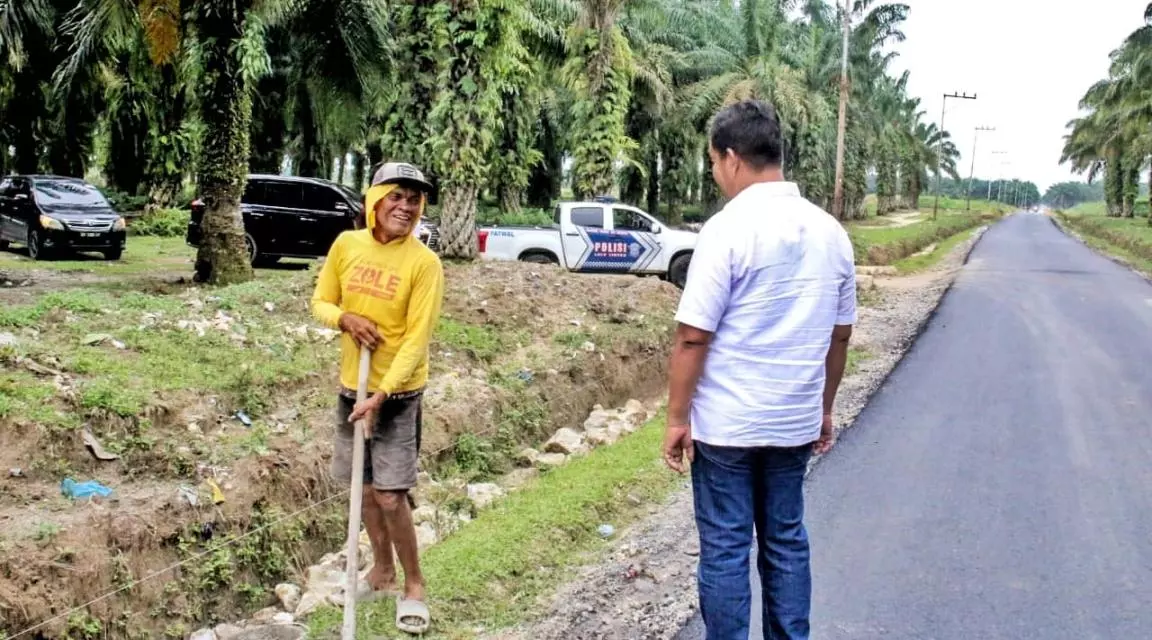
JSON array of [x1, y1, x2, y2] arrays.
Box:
[[885, 0, 1149, 191]]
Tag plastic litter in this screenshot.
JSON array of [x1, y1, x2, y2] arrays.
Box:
[[206, 478, 226, 504], [597, 524, 615, 538], [234, 410, 253, 427], [179, 485, 199, 506], [9, 467, 24, 478], [61, 478, 113, 500]]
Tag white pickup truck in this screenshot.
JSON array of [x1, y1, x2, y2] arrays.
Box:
[[477, 200, 698, 288]]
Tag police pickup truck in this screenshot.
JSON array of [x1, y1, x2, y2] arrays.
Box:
[[477, 198, 698, 288]]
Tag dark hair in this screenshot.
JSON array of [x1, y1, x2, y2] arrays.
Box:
[[709, 100, 783, 169]]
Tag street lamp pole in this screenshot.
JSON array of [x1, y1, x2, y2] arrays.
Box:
[[966, 126, 995, 212], [933, 91, 977, 219]]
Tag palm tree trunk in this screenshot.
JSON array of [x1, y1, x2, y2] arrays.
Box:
[[192, 0, 255, 285], [645, 145, 659, 217], [295, 82, 321, 177], [146, 64, 188, 208], [439, 183, 478, 259], [352, 150, 367, 190]]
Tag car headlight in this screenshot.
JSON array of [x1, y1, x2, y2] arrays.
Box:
[[39, 215, 64, 231], [113, 217, 126, 231]]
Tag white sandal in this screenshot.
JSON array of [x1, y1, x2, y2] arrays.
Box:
[[395, 596, 431, 635]]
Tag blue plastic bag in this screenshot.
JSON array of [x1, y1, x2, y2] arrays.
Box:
[[61, 478, 113, 499]]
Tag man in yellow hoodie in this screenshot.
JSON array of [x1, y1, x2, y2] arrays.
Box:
[[311, 162, 443, 634]]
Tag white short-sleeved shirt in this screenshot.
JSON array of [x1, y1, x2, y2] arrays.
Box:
[[675, 181, 857, 448]]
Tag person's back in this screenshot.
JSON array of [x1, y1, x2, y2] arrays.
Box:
[[663, 99, 856, 640], [688, 188, 855, 447]]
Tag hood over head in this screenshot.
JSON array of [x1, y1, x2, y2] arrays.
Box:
[[363, 162, 433, 236]]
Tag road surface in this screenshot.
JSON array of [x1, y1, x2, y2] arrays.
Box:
[[677, 212, 1152, 639]]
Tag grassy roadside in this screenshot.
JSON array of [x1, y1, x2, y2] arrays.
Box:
[[306, 414, 681, 639], [892, 227, 980, 274], [1054, 211, 1152, 277], [848, 211, 996, 266]]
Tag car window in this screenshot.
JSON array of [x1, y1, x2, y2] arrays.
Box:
[[613, 208, 654, 232], [260, 182, 304, 209], [552, 206, 561, 226], [32, 180, 108, 206], [570, 206, 604, 228], [301, 183, 342, 212], [241, 181, 265, 205]]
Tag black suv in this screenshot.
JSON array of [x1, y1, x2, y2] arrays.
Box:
[[0, 175, 127, 260], [186, 174, 441, 266]]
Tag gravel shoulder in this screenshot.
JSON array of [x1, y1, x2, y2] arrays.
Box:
[[490, 226, 990, 640]]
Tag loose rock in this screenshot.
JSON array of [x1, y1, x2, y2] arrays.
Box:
[[544, 428, 586, 455], [189, 629, 217, 640], [501, 467, 539, 489], [535, 452, 568, 467], [214, 624, 245, 640], [466, 482, 505, 509], [274, 583, 301, 612]]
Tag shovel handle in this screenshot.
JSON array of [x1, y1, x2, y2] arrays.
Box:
[[342, 345, 372, 639]]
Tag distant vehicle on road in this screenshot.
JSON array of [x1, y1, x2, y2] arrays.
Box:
[[186, 174, 441, 266], [0, 175, 127, 261], [477, 199, 698, 288]]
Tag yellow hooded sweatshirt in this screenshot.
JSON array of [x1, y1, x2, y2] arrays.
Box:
[[311, 183, 444, 396]]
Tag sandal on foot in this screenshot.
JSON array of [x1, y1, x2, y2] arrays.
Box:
[[395, 597, 431, 634]]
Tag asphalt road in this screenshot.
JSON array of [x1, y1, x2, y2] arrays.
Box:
[[677, 212, 1152, 639]]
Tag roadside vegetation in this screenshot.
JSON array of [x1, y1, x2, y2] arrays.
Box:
[[307, 414, 681, 638], [0, 258, 679, 638], [1056, 208, 1152, 276], [1060, 2, 1152, 221]]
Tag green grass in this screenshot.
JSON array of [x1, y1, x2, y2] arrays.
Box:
[[1056, 211, 1152, 277], [892, 227, 979, 274], [0, 235, 196, 276], [1065, 199, 1149, 218], [307, 414, 680, 639], [846, 346, 871, 375], [848, 211, 995, 266]]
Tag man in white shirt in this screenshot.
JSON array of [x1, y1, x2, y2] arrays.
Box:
[[664, 100, 856, 640]]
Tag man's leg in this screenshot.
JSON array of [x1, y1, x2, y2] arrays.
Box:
[[369, 394, 425, 603], [373, 489, 425, 601], [752, 444, 813, 640], [691, 440, 756, 640], [334, 395, 397, 593]]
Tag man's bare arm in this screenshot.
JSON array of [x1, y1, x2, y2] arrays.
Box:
[[668, 323, 714, 426], [823, 324, 854, 415]]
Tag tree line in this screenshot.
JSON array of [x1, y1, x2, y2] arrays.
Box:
[[1061, 2, 1152, 222], [1, 0, 961, 283]]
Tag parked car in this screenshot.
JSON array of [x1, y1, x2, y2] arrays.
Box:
[[186, 174, 441, 266], [0, 175, 127, 261], [477, 199, 698, 288]]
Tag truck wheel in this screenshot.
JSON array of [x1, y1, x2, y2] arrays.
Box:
[[521, 252, 558, 265], [669, 253, 692, 289]]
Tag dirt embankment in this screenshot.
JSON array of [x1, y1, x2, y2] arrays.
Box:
[[0, 261, 679, 639], [498, 229, 988, 640]]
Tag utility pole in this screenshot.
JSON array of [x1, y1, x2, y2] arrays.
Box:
[[989, 151, 1007, 203], [966, 126, 995, 211], [831, 0, 851, 220], [933, 91, 977, 219]]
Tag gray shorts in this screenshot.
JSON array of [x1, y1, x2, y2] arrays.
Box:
[[331, 392, 422, 491]]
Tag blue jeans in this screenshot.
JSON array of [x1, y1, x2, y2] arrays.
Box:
[[691, 440, 814, 640]]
